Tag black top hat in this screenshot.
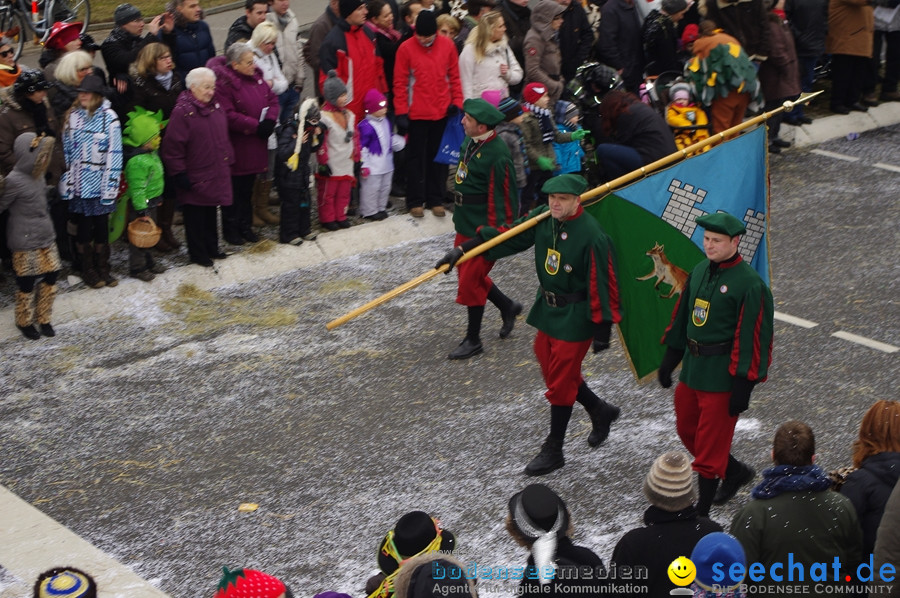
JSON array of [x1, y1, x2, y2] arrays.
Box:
[[508, 484, 570, 539], [377, 511, 456, 575], [76, 74, 109, 95]]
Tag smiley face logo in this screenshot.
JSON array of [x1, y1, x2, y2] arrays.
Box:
[[667, 556, 696, 587]]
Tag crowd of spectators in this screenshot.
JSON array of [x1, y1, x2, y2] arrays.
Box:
[[26, 402, 900, 597], [0, 0, 896, 339]]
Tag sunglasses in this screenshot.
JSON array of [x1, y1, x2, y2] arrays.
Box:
[[0, 49, 14, 57]]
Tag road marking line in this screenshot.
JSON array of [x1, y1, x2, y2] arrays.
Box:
[[873, 162, 900, 173], [831, 331, 899, 353], [811, 149, 861, 162], [774, 311, 818, 328], [0, 484, 170, 598]]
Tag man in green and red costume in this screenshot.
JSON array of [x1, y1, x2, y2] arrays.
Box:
[[445, 97, 522, 360], [438, 174, 622, 475], [658, 211, 774, 517]]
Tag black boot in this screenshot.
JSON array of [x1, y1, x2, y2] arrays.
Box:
[[713, 456, 755, 504], [448, 306, 484, 359], [697, 475, 719, 518], [487, 284, 522, 339], [576, 383, 621, 447], [525, 436, 565, 476]]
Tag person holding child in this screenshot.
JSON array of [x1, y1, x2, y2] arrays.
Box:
[[358, 88, 405, 221]]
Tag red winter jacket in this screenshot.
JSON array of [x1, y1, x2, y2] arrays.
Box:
[[392, 35, 463, 121]]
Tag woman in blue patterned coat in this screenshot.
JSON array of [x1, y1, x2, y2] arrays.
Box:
[[59, 74, 123, 288]]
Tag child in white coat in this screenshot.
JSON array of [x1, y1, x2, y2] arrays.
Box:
[[357, 88, 405, 220]]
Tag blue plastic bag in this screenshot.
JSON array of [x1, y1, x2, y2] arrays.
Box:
[[435, 114, 464, 165]]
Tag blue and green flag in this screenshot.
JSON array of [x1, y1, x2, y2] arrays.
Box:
[[585, 126, 770, 380]]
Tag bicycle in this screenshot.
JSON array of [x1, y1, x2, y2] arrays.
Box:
[[0, 0, 90, 60]]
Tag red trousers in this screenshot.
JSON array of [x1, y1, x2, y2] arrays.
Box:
[[316, 177, 353, 224], [674, 382, 737, 479], [710, 92, 750, 135], [534, 330, 593, 407], [454, 233, 495, 306]]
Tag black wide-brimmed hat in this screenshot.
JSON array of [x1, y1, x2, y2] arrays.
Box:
[[76, 74, 109, 96], [377, 511, 456, 575]]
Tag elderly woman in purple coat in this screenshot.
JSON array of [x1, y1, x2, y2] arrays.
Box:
[[159, 67, 234, 267], [207, 42, 279, 246]]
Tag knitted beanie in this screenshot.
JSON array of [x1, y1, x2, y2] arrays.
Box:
[[322, 70, 348, 106], [661, 0, 688, 15], [339, 0, 364, 19], [497, 96, 523, 121], [643, 451, 696, 512], [364, 88, 387, 113], [214, 567, 288, 598], [523, 82, 547, 105], [415, 10, 438, 36], [114, 3, 142, 25]]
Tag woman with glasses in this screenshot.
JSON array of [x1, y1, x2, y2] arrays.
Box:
[[0, 37, 21, 88]]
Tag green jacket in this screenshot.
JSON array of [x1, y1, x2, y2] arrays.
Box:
[[123, 150, 164, 211], [452, 132, 518, 238], [663, 254, 773, 391], [481, 204, 621, 342], [730, 490, 863, 594]]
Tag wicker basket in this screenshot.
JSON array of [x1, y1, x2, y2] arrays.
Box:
[[128, 217, 162, 248]]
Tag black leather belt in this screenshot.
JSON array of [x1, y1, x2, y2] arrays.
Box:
[[541, 287, 587, 308], [687, 339, 732, 357], [453, 191, 488, 206]]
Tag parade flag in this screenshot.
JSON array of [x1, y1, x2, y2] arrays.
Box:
[[585, 125, 770, 381]]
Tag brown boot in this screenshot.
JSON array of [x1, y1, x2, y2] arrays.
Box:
[[253, 178, 279, 225], [77, 243, 104, 288], [155, 195, 180, 252], [95, 243, 118, 287], [35, 282, 57, 337], [15, 290, 40, 339]]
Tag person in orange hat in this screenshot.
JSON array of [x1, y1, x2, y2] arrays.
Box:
[[40, 21, 84, 82]]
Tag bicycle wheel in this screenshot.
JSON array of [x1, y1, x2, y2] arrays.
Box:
[[46, 0, 88, 32], [0, 8, 27, 61]]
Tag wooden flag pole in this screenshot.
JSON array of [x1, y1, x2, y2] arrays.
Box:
[[325, 91, 822, 331]]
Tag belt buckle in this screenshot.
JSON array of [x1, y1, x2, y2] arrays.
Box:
[[687, 340, 700, 357], [545, 291, 558, 308], [453, 192, 464, 206]]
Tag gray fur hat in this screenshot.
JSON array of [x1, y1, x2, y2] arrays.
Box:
[[322, 70, 348, 107]]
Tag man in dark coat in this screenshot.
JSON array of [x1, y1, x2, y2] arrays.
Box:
[[611, 451, 722, 597], [595, 0, 645, 92], [641, 0, 690, 76], [555, 0, 594, 82], [101, 4, 163, 88], [223, 0, 268, 52], [699, 0, 770, 59], [304, 0, 341, 97], [158, 0, 217, 82]]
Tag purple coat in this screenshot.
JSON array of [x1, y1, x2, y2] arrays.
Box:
[[207, 55, 279, 176], [160, 90, 235, 207]]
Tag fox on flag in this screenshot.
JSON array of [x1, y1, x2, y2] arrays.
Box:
[[585, 125, 771, 381]]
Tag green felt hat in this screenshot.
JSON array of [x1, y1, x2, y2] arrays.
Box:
[[696, 212, 746, 236], [462, 98, 505, 126], [541, 174, 588, 196]]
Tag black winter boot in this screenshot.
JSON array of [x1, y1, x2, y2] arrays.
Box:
[[697, 475, 719, 518], [576, 382, 621, 447], [525, 436, 565, 476], [713, 456, 755, 504]]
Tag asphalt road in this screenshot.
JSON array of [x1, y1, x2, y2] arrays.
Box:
[[0, 126, 898, 597]]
